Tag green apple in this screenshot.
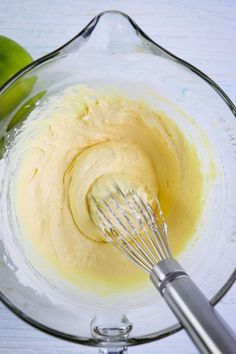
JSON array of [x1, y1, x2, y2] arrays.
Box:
[[7, 90, 46, 131], [0, 75, 36, 119], [0, 36, 35, 157], [0, 36, 35, 121], [0, 35, 32, 88]]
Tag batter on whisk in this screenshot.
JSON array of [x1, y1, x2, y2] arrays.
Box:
[[11, 85, 208, 294]]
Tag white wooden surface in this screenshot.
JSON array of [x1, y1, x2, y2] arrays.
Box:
[[0, 0, 236, 353]]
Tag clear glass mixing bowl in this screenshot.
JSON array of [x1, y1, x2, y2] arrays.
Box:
[[0, 10, 235, 353]]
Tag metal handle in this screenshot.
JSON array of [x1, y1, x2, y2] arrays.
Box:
[[151, 258, 236, 354]]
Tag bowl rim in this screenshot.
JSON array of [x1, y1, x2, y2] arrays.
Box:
[[0, 9, 236, 348]]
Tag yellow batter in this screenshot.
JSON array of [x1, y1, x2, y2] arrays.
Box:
[[13, 85, 204, 293]]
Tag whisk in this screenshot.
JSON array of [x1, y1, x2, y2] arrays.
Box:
[[92, 184, 236, 354]]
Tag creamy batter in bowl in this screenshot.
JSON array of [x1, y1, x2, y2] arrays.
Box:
[[7, 84, 206, 294], [0, 11, 235, 351]]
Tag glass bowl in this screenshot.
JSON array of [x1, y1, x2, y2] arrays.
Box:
[[0, 10, 235, 353]]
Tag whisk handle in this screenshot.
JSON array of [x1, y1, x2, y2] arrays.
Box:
[[151, 258, 236, 354]]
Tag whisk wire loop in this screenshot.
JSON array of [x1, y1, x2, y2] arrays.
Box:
[[92, 196, 153, 272], [111, 185, 157, 265], [103, 197, 155, 268], [91, 187, 170, 272]]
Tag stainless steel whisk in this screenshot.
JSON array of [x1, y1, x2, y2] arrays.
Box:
[[92, 184, 236, 354]]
